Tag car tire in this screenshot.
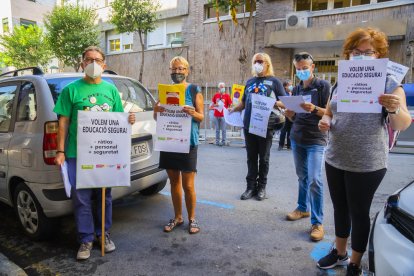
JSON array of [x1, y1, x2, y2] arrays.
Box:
[[140, 180, 167, 196], [13, 182, 56, 240]]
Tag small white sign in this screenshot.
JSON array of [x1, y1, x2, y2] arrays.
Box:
[[223, 108, 244, 127], [387, 60, 409, 84], [279, 96, 309, 113], [76, 111, 132, 189], [337, 58, 388, 113], [249, 94, 276, 138]]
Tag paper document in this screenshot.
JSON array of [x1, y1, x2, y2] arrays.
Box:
[[387, 60, 408, 83], [60, 161, 71, 198], [223, 108, 244, 127], [279, 96, 309, 113], [214, 100, 224, 113]]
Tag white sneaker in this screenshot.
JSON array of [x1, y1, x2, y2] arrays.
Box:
[[99, 233, 116, 253], [77, 242, 93, 260]]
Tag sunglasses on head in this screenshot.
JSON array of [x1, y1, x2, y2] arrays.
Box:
[[294, 53, 314, 62], [254, 60, 264, 64]]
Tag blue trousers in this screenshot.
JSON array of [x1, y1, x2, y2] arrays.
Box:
[[214, 116, 227, 144], [67, 158, 112, 243], [291, 141, 325, 225]]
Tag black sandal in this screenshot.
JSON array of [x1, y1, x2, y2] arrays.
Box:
[[164, 218, 183, 232], [189, 219, 200, 234]]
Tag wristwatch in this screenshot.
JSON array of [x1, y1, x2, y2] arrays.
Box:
[[312, 106, 319, 114], [387, 106, 400, 115]]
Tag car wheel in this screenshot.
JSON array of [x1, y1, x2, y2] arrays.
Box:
[[140, 180, 167, 196], [13, 182, 56, 240]]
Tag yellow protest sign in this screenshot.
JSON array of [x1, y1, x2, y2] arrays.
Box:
[[231, 84, 245, 106], [158, 84, 186, 106]]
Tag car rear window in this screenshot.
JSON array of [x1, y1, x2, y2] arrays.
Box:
[[47, 77, 153, 112]]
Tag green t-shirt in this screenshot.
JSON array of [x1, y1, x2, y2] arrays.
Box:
[[53, 79, 124, 158]]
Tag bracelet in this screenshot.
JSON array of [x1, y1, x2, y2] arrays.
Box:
[[387, 106, 400, 115], [56, 150, 65, 154]]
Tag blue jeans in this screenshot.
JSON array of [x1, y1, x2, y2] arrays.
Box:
[[67, 158, 112, 243], [214, 116, 226, 144], [291, 141, 325, 225]]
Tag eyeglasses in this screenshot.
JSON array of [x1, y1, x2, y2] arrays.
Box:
[[351, 49, 377, 56], [254, 60, 264, 64], [84, 58, 105, 65], [294, 53, 314, 62], [170, 67, 187, 72]]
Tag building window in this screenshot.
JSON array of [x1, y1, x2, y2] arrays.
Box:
[[20, 19, 36, 28], [147, 18, 183, 49], [109, 39, 120, 52], [204, 2, 256, 20], [297, 0, 379, 11], [123, 44, 132, 51], [2, 18, 9, 33]]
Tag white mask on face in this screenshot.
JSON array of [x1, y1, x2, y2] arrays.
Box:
[[85, 61, 103, 79], [349, 55, 376, 61], [254, 63, 264, 74]]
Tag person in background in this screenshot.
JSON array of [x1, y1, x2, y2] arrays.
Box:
[[317, 28, 411, 276], [211, 82, 232, 146], [278, 79, 293, 151], [153, 56, 204, 234], [231, 53, 286, 201], [284, 52, 331, 242], [54, 46, 136, 260]]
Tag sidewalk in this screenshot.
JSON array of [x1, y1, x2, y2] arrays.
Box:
[[0, 253, 27, 276]]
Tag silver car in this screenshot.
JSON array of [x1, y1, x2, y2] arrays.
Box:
[[0, 67, 168, 240]]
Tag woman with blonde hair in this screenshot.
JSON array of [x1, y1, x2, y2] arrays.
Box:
[[317, 28, 411, 275], [231, 53, 286, 201], [153, 56, 204, 234]]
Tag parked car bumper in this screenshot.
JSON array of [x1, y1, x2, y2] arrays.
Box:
[[369, 208, 414, 275]]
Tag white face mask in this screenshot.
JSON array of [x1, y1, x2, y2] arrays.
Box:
[[85, 62, 103, 79], [349, 55, 376, 61], [254, 63, 264, 74]]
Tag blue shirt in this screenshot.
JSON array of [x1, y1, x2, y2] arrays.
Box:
[[242, 76, 286, 129], [185, 84, 201, 146]]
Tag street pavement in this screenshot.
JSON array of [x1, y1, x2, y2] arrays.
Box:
[[1, 141, 413, 276]]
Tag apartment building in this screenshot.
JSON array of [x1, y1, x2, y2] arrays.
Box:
[[60, 0, 414, 90]]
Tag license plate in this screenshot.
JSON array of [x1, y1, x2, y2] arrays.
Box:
[[131, 142, 149, 158]]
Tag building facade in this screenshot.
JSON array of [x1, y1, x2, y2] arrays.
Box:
[[63, 0, 414, 91]]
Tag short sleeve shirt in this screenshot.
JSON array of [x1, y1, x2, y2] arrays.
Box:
[[53, 79, 124, 158], [325, 75, 401, 172], [186, 84, 202, 146], [290, 78, 331, 145], [212, 93, 232, 117], [242, 76, 286, 129]]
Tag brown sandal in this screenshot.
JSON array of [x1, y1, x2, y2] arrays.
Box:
[[189, 219, 200, 234], [164, 218, 184, 232]]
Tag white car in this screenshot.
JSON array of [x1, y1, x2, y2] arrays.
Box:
[[369, 180, 414, 275]]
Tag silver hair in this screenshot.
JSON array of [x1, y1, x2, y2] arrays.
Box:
[[217, 82, 225, 88]]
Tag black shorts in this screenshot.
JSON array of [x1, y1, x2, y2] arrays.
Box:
[[159, 146, 198, 172]]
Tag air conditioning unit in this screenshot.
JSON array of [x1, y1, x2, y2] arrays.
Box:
[[286, 12, 309, 30]]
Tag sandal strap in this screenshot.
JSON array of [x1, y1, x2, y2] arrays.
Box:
[[189, 219, 199, 228]]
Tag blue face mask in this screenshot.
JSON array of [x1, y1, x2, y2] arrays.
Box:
[[288, 85, 293, 91], [349, 55, 376, 61], [296, 69, 311, 81]]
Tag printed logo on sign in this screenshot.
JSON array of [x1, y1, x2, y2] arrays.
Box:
[[96, 164, 105, 168], [123, 164, 127, 168], [117, 164, 121, 170], [81, 165, 94, 170]]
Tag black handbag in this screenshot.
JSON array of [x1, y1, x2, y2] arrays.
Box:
[[267, 107, 285, 130]]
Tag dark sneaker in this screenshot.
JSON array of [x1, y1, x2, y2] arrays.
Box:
[[278, 145, 283, 151], [240, 188, 256, 200], [77, 242, 93, 260], [98, 233, 116, 253], [317, 248, 350, 269], [346, 263, 363, 276]]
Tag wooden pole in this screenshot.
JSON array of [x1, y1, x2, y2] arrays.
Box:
[[101, 187, 106, 257]]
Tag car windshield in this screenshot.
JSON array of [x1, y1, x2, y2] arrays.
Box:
[[46, 77, 154, 112]]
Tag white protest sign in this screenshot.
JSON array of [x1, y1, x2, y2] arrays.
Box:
[[249, 94, 276, 138], [154, 105, 192, 153], [223, 108, 244, 127], [337, 58, 388, 113], [76, 111, 131, 189], [387, 60, 408, 84]]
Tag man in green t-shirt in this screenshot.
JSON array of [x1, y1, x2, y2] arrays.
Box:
[[54, 46, 135, 261]]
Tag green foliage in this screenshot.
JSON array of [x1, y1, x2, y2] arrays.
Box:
[[44, 4, 99, 72], [110, 0, 160, 35], [110, 0, 161, 82], [0, 25, 53, 70]]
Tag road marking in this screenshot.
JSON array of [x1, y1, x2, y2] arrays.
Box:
[[160, 191, 234, 209]]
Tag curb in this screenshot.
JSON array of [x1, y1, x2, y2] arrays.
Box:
[[0, 253, 27, 276]]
